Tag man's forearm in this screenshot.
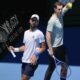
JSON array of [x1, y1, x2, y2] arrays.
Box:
[[46, 31, 52, 49], [13, 45, 25, 52], [36, 42, 46, 54], [46, 31, 53, 55], [62, 2, 73, 13]]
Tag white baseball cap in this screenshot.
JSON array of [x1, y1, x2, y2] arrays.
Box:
[[31, 14, 39, 20]]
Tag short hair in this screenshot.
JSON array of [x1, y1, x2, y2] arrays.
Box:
[[53, 2, 63, 8]]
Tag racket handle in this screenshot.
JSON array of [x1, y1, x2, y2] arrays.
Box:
[[10, 49, 16, 58], [52, 55, 55, 59], [47, 49, 55, 59]]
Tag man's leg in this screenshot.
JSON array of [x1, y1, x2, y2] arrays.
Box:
[[22, 74, 30, 80], [21, 63, 38, 80], [59, 46, 68, 80], [44, 55, 55, 80], [60, 64, 67, 80]]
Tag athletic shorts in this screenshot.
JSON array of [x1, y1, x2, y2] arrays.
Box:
[[22, 63, 38, 77], [53, 45, 67, 62]]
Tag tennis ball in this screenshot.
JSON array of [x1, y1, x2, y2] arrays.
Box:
[[67, 2, 72, 8]]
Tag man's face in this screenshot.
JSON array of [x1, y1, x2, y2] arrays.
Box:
[[54, 5, 63, 15], [29, 17, 39, 28]]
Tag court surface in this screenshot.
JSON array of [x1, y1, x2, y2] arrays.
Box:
[[0, 63, 80, 80]]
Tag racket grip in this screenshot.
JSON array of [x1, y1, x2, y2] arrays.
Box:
[[52, 55, 55, 59], [47, 49, 55, 59], [10, 49, 16, 58]]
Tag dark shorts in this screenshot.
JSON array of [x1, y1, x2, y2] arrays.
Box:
[[53, 45, 67, 62], [22, 63, 38, 77]]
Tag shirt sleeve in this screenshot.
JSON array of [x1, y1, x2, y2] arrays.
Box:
[[39, 32, 45, 43], [46, 19, 55, 32]]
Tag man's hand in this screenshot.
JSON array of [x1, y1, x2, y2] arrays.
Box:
[[48, 48, 53, 56], [30, 54, 38, 65], [7, 46, 14, 51]]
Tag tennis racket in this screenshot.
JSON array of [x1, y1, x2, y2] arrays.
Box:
[[58, 0, 70, 5], [0, 27, 16, 58], [47, 49, 71, 79], [58, 0, 75, 5], [0, 27, 8, 43]]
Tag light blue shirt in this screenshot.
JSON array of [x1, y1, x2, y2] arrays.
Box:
[[47, 13, 64, 47]]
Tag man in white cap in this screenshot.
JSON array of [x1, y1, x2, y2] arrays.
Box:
[[8, 14, 46, 80], [31, 14, 39, 20]]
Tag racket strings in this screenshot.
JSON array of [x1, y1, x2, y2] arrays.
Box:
[[55, 61, 71, 79]]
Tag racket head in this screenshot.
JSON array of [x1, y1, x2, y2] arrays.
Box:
[[47, 48, 71, 78], [0, 27, 8, 43], [54, 58, 71, 79]]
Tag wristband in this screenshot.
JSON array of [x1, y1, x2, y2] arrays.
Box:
[[14, 48, 19, 52], [34, 48, 40, 57]]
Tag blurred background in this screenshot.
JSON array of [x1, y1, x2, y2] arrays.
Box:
[[0, 0, 80, 80]]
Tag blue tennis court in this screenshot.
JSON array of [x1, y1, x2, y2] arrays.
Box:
[[0, 0, 80, 80], [0, 63, 80, 80]]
